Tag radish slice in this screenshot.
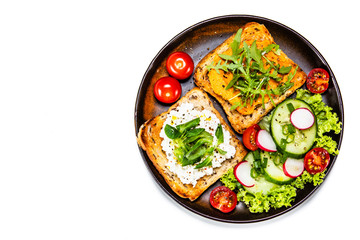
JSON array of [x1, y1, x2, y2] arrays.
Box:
[[290, 108, 315, 130], [256, 129, 277, 152], [283, 158, 304, 178], [234, 161, 255, 187]]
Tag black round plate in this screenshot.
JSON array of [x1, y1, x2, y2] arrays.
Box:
[[134, 15, 344, 223]]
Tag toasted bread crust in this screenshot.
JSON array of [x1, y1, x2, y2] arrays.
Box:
[[194, 22, 307, 134], [137, 88, 247, 201]]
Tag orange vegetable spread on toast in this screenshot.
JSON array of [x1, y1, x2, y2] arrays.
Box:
[[207, 23, 300, 115]]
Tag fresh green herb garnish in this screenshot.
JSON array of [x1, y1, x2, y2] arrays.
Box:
[[176, 117, 200, 134], [207, 28, 296, 111], [250, 150, 267, 178], [164, 124, 181, 139], [278, 66, 292, 74], [195, 155, 213, 169], [164, 119, 227, 169], [286, 102, 295, 113], [185, 128, 205, 138], [215, 124, 224, 144]]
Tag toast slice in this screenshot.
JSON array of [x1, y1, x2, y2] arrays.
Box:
[[137, 87, 247, 201], [194, 22, 307, 134]]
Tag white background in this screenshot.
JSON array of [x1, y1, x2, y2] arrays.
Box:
[[0, 0, 358, 239]]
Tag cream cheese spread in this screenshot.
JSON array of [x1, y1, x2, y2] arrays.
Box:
[[159, 102, 236, 187]]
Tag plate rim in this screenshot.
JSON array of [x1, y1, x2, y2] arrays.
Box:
[[134, 14, 344, 223]]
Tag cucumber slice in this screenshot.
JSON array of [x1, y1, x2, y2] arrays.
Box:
[[245, 175, 277, 195], [243, 152, 277, 195], [262, 151, 294, 185], [271, 99, 317, 158]]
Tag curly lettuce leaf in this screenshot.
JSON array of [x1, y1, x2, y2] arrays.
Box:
[[314, 135, 339, 155], [291, 170, 326, 189], [235, 183, 297, 213], [296, 89, 342, 155], [237, 189, 272, 213], [266, 185, 297, 209], [220, 168, 241, 191]]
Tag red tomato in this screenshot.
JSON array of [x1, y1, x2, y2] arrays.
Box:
[[242, 124, 261, 151], [306, 68, 329, 94], [209, 186, 237, 213], [166, 51, 194, 80], [304, 147, 330, 174], [154, 77, 181, 104]]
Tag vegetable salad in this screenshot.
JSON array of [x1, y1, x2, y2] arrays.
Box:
[[220, 89, 342, 213]]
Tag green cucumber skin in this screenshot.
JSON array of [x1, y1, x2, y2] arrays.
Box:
[[242, 152, 277, 195], [270, 99, 317, 159], [264, 171, 294, 185], [261, 151, 294, 185]]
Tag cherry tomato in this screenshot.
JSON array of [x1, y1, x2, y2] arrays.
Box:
[[306, 68, 329, 94], [166, 51, 194, 80], [242, 124, 261, 151], [154, 77, 181, 104], [209, 186, 237, 213], [304, 147, 330, 174]]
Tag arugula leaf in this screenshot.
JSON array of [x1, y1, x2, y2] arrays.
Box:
[[250, 41, 263, 71], [218, 54, 238, 62], [230, 28, 243, 56], [225, 73, 240, 90], [287, 66, 298, 81], [214, 60, 230, 74], [230, 101, 243, 111], [271, 80, 294, 95], [206, 27, 298, 111], [278, 66, 292, 74], [261, 44, 280, 55], [268, 70, 281, 81]]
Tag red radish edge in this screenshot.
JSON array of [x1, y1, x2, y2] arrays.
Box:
[[234, 161, 255, 187], [290, 108, 315, 130], [256, 129, 277, 152], [283, 158, 304, 178]]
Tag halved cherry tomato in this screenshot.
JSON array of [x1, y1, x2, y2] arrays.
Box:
[[306, 68, 329, 94], [209, 186, 237, 213], [154, 77, 181, 104], [304, 147, 330, 174], [242, 124, 261, 151], [166, 51, 194, 80]]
